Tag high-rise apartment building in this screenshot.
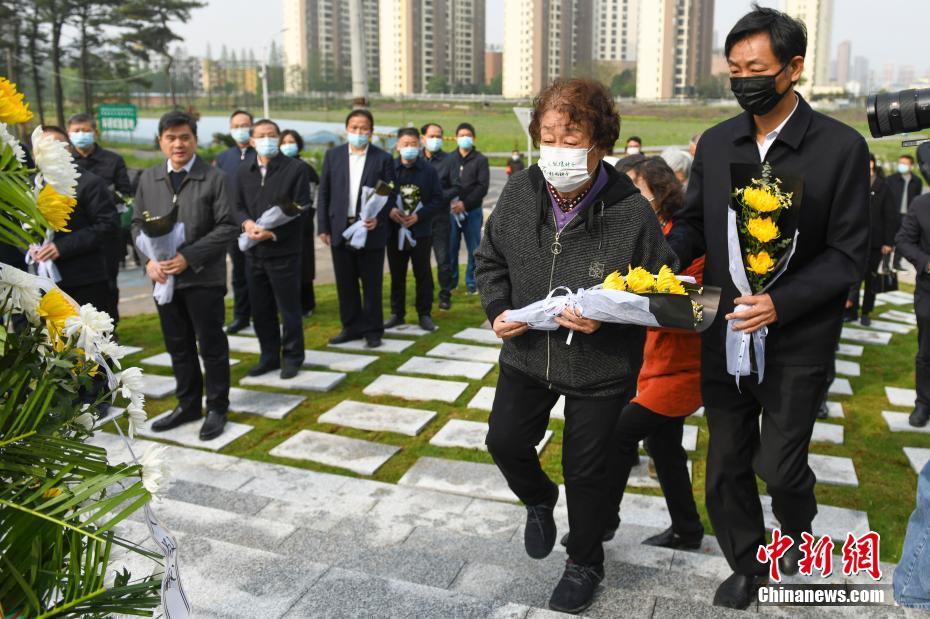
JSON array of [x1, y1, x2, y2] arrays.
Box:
[[593, 0, 639, 63], [635, 0, 714, 100], [835, 39, 850, 86], [282, 0, 381, 93], [784, 0, 833, 97]]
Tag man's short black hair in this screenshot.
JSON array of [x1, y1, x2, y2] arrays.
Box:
[[725, 3, 807, 65], [396, 127, 420, 141], [41, 124, 71, 146], [346, 109, 374, 129], [281, 129, 304, 152], [67, 112, 96, 129], [900, 154, 916, 164], [252, 118, 281, 135], [627, 136, 642, 145], [456, 122, 476, 137], [421, 122, 443, 135], [230, 109, 253, 123], [158, 111, 197, 138]]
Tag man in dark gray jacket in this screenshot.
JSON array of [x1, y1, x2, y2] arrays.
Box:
[[131, 111, 238, 441]]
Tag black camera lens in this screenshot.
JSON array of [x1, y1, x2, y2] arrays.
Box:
[[867, 88, 930, 138]]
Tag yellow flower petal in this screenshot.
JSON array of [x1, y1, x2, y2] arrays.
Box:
[[602, 270, 626, 291], [746, 217, 780, 243], [38, 288, 77, 342], [742, 186, 781, 213], [37, 184, 75, 232], [0, 77, 32, 124], [746, 251, 776, 275], [656, 265, 686, 294], [626, 266, 656, 294], [42, 487, 63, 499]]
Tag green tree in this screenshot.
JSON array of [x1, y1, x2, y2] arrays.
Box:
[[71, 0, 122, 114], [610, 69, 636, 98], [696, 74, 727, 99], [484, 73, 502, 95], [426, 74, 449, 94]]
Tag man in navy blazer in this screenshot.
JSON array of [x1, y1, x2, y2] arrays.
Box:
[[317, 109, 396, 348]]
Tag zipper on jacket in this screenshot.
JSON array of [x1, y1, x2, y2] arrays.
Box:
[[545, 226, 563, 383]]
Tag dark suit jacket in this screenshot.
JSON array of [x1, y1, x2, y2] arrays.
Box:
[[896, 193, 930, 317], [72, 146, 132, 198], [317, 143, 396, 249], [425, 149, 460, 209], [455, 148, 490, 212], [869, 175, 898, 250], [390, 157, 443, 238], [887, 172, 923, 216], [234, 154, 312, 258], [54, 168, 120, 287], [668, 94, 870, 365]]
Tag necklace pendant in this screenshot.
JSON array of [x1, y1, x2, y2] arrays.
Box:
[[551, 241, 562, 255]]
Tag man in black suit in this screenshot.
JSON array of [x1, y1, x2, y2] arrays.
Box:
[[667, 6, 869, 609], [317, 109, 396, 348], [895, 193, 930, 428], [235, 119, 312, 379], [889, 154, 924, 269], [420, 122, 460, 311]]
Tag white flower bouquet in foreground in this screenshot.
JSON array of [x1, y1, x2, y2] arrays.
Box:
[[343, 180, 392, 249], [238, 197, 306, 252], [396, 183, 423, 251], [134, 205, 185, 305]]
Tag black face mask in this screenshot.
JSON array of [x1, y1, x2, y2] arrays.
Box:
[[730, 62, 791, 116]]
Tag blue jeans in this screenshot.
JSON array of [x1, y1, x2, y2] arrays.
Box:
[[449, 208, 483, 292], [895, 458, 930, 608]]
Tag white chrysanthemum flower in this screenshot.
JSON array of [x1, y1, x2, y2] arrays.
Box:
[[74, 412, 94, 431], [139, 445, 169, 498], [126, 399, 146, 439], [63, 304, 114, 356], [31, 125, 79, 198], [97, 338, 129, 369], [116, 367, 144, 400], [0, 263, 43, 321], [0, 122, 25, 164]]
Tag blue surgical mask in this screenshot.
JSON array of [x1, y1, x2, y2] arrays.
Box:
[[281, 143, 300, 157], [898, 163, 911, 175], [347, 132, 369, 148], [399, 146, 420, 162], [230, 127, 251, 144], [457, 135, 474, 150], [255, 137, 280, 158], [425, 137, 443, 153], [69, 131, 94, 150]]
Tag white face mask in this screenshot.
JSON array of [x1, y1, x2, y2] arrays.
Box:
[[626, 146, 641, 155], [538, 145, 594, 192]]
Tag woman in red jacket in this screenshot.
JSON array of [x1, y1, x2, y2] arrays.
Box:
[[611, 156, 705, 549]]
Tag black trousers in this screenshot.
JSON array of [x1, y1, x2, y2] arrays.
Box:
[[387, 232, 434, 319], [103, 241, 121, 324], [331, 243, 385, 338], [702, 348, 828, 575], [155, 286, 230, 414], [229, 239, 250, 322], [486, 363, 634, 567], [60, 280, 110, 313], [847, 249, 883, 317], [301, 211, 316, 313], [917, 315, 930, 409], [246, 253, 305, 366], [605, 402, 703, 536], [431, 213, 453, 302]]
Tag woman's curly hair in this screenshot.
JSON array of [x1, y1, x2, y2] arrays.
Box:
[[528, 78, 621, 155]]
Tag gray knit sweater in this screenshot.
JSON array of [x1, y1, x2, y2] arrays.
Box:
[[475, 164, 679, 398]]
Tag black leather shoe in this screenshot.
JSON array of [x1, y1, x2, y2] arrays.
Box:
[[151, 407, 201, 432], [247, 359, 280, 377], [525, 488, 558, 559], [910, 406, 930, 428], [365, 336, 382, 349], [642, 526, 703, 550], [713, 572, 768, 610], [778, 533, 806, 576], [384, 315, 404, 329], [225, 316, 249, 334], [199, 410, 227, 441], [418, 315, 437, 332], [280, 363, 300, 380], [438, 298, 451, 310], [560, 521, 618, 548], [548, 560, 604, 614], [329, 331, 362, 345], [861, 314, 872, 327]]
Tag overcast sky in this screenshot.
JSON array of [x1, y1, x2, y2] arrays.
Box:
[[174, 0, 928, 75]]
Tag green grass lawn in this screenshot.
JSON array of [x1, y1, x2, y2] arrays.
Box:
[[111, 268, 924, 563]]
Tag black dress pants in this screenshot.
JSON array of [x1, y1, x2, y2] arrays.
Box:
[[605, 402, 703, 536], [301, 210, 316, 314], [155, 286, 230, 414], [486, 362, 634, 567], [331, 243, 385, 338], [246, 253, 305, 367], [228, 239, 251, 322], [60, 280, 111, 314], [431, 212, 453, 302], [847, 249, 883, 317], [387, 232, 434, 319], [701, 348, 828, 576], [103, 241, 121, 324], [917, 314, 930, 409]]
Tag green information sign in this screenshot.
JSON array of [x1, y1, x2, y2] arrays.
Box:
[[97, 103, 137, 132]]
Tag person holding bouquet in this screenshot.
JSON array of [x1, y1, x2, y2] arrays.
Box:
[[666, 6, 869, 609], [475, 78, 678, 614], [280, 129, 321, 317], [386, 127, 443, 332], [235, 119, 312, 379], [132, 111, 238, 441]]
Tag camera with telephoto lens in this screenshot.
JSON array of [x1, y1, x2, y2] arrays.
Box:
[[867, 88, 930, 139]]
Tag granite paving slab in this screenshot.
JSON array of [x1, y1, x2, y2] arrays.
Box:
[[811, 421, 844, 444], [385, 323, 434, 337], [138, 373, 176, 399], [141, 352, 240, 369], [880, 309, 917, 325], [318, 400, 436, 437], [429, 419, 553, 454], [329, 338, 415, 353], [627, 460, 693, 489], [225, 334, 262, 354], [467, 386, 497, 411], [862, 318, 914, 334], [836, 343, 864, 357], [681, 424, 698, 451], [397, 356, 494, 380], [268, 430, 400, 475], [841, 327, 892, 345], [427, 342, 501, 364], [828, 377, 853, 396], [240, 369, 346, 392], [876, 290, 914, 305], [834, 359, 860, 377], [138, 410, 253, 450], [120, 345, 144, 356], [904, 447, 930, 474], [224, 387, 305, 419], [883, 411, 930, 434], [826, 401, 844, 419], [398, 457, 514, 502], [887, 386, 917, 408], [453, 328, 502, 346], [363, 374, 469, 403], [302, 349, 379, 372], [809, 453, 858, 487]]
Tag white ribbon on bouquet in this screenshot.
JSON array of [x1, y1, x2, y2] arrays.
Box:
[[343, 185, 390, 250], [396, 196, 424, 251], [237, 205, 303, 252], [134, 223, 186, 306], [25, 230, 61, 283]]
